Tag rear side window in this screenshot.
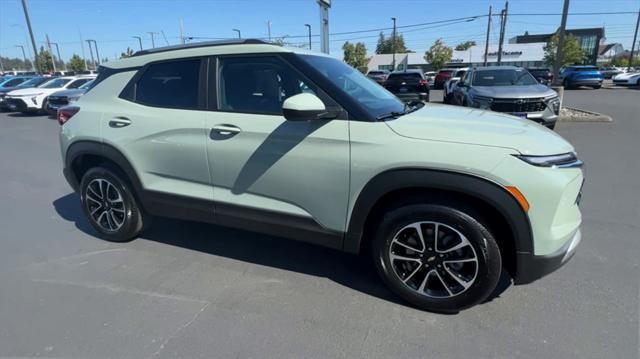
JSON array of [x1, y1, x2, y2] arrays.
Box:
[[1, 78, 26, 87], [133, 59, 201, 109]]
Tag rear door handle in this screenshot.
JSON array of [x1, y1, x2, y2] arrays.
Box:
[[211, 124, 241, 136], [109, 117, 132, 128]]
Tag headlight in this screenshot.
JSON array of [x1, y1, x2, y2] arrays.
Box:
[[515, 152, 583, 168], [471, 95, 492, 109], [67, 96, 80, 103], [545, 95, 560, 114]]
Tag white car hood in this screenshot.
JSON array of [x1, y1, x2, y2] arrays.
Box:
[[385, 103, 574, 156], [7, 87, 60, 97]]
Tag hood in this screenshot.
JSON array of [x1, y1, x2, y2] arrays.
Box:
[[49, 88, 87, 98], [471, 84, 556, 99], [614, 72, 640, 80], [385, 104, 574, 156], [6, 87, 45, 97], [0, 86, 21, 95]]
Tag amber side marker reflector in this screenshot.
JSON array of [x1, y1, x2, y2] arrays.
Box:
[[506, 186, 530, 212]]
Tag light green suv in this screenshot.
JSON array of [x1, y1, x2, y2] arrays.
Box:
[[58, 40, 583, 312]]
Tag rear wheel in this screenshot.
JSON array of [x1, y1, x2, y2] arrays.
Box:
[[591, 85, 601, 89], [80, 166, 145, 242], [372, 204, 501, 313]]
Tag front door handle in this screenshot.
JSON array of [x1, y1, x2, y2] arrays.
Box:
[[109, 117, 132, 128], [211, 124, 241, 136]]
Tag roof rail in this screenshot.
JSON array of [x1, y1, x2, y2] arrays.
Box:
[[131, 39, 269, 57]]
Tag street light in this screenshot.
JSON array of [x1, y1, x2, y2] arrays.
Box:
[[232, 28, 241, 39], [132, 36, 143, 51], [304, 24, 312, 50], [11, 23, 36, 72], [87, 39, 100, 65], [147, 32, 158, 48]]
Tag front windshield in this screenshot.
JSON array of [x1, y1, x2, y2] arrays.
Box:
[[472, 69, 538, 86], [16, 78, 44, 88], [299, 55, 404, 118], [79, 80, 94, 90], [40, 78, 72, 89]]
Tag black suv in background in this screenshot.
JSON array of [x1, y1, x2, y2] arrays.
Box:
[[383, 70, 430, 102], [526, 68, 553, 85]]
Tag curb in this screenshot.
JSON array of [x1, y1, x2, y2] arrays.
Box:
[[558, 106, 613, 123]]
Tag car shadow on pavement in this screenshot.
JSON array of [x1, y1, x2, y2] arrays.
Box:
[[53, 192, 511, 311]]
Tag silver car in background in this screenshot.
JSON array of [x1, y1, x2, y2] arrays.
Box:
[[451, 66, 561, 129]]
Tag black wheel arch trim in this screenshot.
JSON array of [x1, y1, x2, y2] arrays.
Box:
[[343, 168, 534, 256]]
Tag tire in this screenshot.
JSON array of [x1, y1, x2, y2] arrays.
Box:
[[40, 98, 48, 115], [547, 122, 556, 130], [592, 85, 601, 89], [372, 204, 502, 313], [79, 166, 145, 242], [443, 93, 450, 104]]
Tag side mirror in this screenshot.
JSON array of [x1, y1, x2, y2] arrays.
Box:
[[282, 93, 327, 121]]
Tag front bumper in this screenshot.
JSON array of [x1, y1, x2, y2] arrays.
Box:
[[394, 92, 429, 102], [568, 79, 602, 86], [5, 97, 39, 112], [514, 228, 581, 284]]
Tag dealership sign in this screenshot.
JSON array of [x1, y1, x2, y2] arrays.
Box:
[[487, 50, 523, 57]]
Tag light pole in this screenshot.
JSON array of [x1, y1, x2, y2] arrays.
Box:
[[49, 42, 65, 70], [232, 29, 241, 39], [11, 24, 36, 72], [20, 0, 39, 73], [391, 17, 397, 71], [132, 36, 143, 51], [628, 8, 639, 73], [85, 40, 95, 70], [304, 24, 312, 50], [147, 32, 158, 48], [15, 45, 28, 69]]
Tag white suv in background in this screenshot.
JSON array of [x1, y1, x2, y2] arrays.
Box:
[[5, 75, 95, 114]]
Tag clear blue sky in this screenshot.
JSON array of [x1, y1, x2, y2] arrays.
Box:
[[1, 0, 638, 62]]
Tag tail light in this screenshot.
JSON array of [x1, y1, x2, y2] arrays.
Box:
[[57, 105, 80, 125], [419, 79, 428, 86]]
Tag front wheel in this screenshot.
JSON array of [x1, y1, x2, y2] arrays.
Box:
[[372, 204, 502, 313], [591, 85, 601, 89], [80, 166, 145, 242]]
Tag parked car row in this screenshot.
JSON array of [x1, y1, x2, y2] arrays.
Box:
[[0, 74, 95, 114]]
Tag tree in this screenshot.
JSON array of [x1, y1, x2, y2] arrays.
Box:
[[375, 32, 410, 54], [68, 54, 86, 72], [0, 56, 32, 70], [543, 32, 585, 67], [455, 40, 476, 51], [343, 41, 368, 73], [35, 46, 53, 73], [120, 47, 134, 58], [424, 39, 453, 70]]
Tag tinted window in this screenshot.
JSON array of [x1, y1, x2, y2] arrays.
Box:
[[66, 78, 92, 89], [454, 70, 466, 78], [573, 67, 598, 72], [135, 59, 200, 109], [1, 78, 26, 87], [17, 77, 47, 88], [218, 56, 319, 115], [472, 69, 538, 86], [387, 73, 423, 81]]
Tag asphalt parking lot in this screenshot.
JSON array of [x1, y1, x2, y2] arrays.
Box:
[[0, 87, 638, 358]]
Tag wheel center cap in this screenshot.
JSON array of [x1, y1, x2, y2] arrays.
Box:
[[426, 256, 436, 262]]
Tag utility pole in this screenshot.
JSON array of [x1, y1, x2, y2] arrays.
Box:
[[318, 0, 330, 54], [553, 0, 570, 85], [78, 29, 88, 71], [133, 36, 143, 50], [161, 30, 170, 46], [483, 6, 492, 66], [497, 1, 509, 65], [0, 55, 4, 73], [15, 45, 28, 69], [628, 7, 640, 73], [180, 19, 185, 44], [147, 32, 157, 48], [267, 20, 272, 42], [232, 29, 241, 39], [85, 40, 95, 70], [20, 0, 39, 73], [305, 24, 312, 49], [391, 17, 397, 71], [45, 34, 57, 73]]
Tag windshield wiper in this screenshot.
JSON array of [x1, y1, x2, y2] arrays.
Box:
[[376, 110, 406, 120]]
